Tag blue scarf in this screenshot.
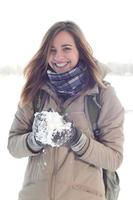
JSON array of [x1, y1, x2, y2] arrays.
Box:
[[47, 62, 89, 97]]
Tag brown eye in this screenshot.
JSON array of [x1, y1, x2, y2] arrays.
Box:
[[63, 47, 72, 51], [50, 48, 56, 54]]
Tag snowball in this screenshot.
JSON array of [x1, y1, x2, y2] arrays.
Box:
[[33, 110, 72, 147]]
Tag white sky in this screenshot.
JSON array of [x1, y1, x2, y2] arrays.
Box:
[[0, 0, 133, 67]]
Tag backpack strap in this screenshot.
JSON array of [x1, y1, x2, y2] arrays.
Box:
[[33, 89, 48, 113], [87, 81, 110, 140], [86, 90, 101, 140]]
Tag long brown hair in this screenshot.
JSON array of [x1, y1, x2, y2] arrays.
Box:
[[20, 21, 105, 106]]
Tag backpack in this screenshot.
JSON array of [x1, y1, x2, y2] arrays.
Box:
[[33, 87, 120, 200], [86, 89, 120, 200]]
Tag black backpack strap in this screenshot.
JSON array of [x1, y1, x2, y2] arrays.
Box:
[[33, 89, 48, 113]]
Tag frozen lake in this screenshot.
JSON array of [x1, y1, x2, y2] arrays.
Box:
[[0, 74, 132, 200]]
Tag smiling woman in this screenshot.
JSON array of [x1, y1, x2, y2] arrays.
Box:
[[7, 21, 124, 200]]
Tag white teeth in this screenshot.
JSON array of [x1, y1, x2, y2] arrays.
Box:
[[55, 63, 67, 67]]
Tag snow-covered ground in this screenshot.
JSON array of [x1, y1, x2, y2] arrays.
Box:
[[0, 74, 132, 199]]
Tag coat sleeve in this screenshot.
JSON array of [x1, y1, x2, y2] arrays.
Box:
[[78, 85, 124, 171], [7, 102, 39, 158]]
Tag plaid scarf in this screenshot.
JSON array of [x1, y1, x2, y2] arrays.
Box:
[[47, 62, 89, 97]]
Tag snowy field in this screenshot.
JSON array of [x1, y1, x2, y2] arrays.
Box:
[[0, 74, 133, 200]]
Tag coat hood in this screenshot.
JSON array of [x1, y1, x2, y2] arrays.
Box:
[[97, 60, 111, 78]]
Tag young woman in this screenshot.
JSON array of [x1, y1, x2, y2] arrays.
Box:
[[8, 21, 124, 200]]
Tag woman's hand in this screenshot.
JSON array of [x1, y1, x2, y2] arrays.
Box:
[[51, 116, 89, 156], [26, 112, 48, 152]]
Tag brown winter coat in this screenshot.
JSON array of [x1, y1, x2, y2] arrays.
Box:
[[7, 83, 124, 200]]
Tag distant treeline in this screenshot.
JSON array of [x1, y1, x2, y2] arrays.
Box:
[[0, 65, 23, 75], [0, 63, 133, 75], [107, 62, 133, 75]]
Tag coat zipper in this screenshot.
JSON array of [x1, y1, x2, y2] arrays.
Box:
[[50, 147, 58, 200], [49, 103, 68, 200]]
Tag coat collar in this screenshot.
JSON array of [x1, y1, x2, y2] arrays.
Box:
[[41, 81, 99, 103]]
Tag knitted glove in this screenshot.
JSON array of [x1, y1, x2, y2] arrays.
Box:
[[50, 116, 75, 147], [52, 116, 89, 156], [26, 112, 48, 152], [69, 126, 90, 156], [27, 132, 44, 153]]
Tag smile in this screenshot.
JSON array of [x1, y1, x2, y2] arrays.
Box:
[[54, 62, 70, 68]]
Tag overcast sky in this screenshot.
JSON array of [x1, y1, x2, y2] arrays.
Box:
[[0, 0, 133, 67]]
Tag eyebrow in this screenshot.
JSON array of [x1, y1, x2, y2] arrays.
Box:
[[51, 44, 73, 48], [62, 44, 73, 47]]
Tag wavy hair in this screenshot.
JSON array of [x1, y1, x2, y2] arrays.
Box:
[[20, 21, 105, 106]]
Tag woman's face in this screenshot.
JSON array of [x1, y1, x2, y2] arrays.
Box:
[[48, 31, 79, 73]]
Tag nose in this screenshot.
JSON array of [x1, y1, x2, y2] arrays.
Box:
[[53, 50, 64, 62]]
